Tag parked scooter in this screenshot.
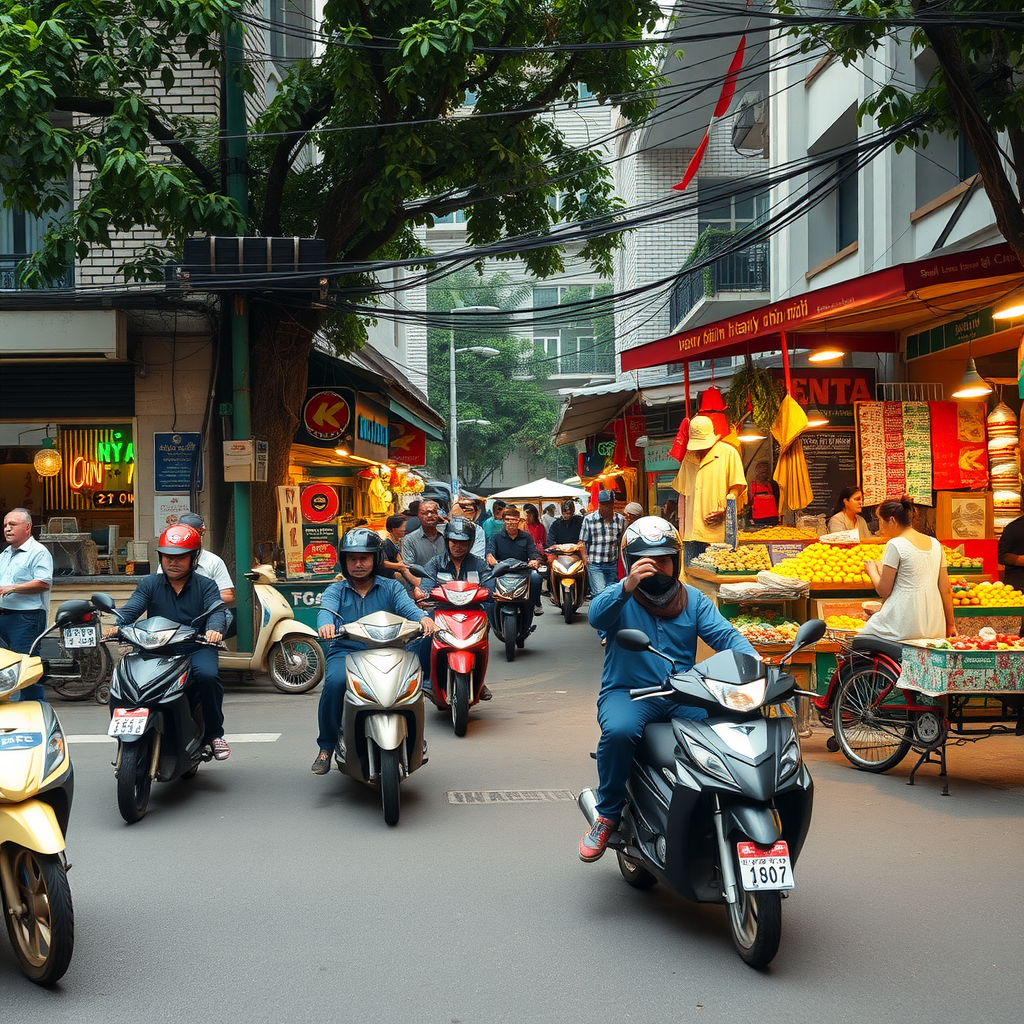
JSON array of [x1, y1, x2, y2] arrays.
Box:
[[546, 544, 586, 624], [578, 619, 826, 969], [93, 594, 222, 824], [424, 577, 491, 736], [327, 610, 426, 825], [0, 642, 75, 985], [30, 598, 114, 704], [487, 559, 536, 663], [218, 565, 324, 693]]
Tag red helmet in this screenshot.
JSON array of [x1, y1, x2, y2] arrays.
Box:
[[157, 524, 202, 570]]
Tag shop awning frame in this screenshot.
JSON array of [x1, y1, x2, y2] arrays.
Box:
[[553, 379, 638, 447], [622, 242, 1024, 372]]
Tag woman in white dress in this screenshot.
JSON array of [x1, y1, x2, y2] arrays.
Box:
[[859, 497, 955, 642]]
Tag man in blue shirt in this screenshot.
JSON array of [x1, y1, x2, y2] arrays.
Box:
[[579, 516, 757, 863], [312, 528, 436, 774], [109, 525, 230, 759], [485, 505, 544, 614], [0, 507, 53, 702]]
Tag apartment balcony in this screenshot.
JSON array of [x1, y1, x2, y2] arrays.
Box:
[[668, 232, 769, 333], [0, 254, 74, 290]]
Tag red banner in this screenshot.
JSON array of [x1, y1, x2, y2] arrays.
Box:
[[930, 402, 988, 490]]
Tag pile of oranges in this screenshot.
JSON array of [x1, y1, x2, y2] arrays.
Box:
[[950, 578, 1024, 607], [825, 614, 866, 631], [737, 526, 817, 542], [771, 543, 883, 585]]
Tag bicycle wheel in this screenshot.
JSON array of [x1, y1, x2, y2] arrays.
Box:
[[832, 667, 912, 773], [50, 641, 112, 701]]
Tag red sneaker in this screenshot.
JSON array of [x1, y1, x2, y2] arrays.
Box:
[[579, 816, 617, 862]]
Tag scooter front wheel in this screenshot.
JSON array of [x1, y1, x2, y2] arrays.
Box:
[[116, 738, 153, 824], [379, 747, 401, 826], [0, 845, 74, 986], [451, 672, 470, 737], [268, 636, 325, 694], [726, 841, 782, 969], [504, 619, 517, 663], [562, 590, 575, 624]]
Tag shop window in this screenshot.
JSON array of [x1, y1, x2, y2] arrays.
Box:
[[268, 0, 314, 64]]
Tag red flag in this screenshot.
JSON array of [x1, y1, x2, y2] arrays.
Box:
[[672, 35, 746, 192]]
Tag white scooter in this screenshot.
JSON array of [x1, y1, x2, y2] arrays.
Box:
[[218, 566, 325, 693]]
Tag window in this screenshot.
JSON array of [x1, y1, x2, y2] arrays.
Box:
[[958, 135, 978, 180], [836, 153, 858, 250], [0, 185, 74, 289], [268, 0, 313, 64], [531, 286, 614, 376], [431, 209, 467, 225], [698, 180, 768, 234]]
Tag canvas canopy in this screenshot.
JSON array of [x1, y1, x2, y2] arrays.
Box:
[[488, 477, 591, 502]]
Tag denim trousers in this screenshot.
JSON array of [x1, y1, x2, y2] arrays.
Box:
[[0, 609, 47, 701], [594, 689, 706, 820], [189, 645, 225, 741]]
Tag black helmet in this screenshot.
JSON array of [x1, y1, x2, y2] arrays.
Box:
[[622, 516, 682, 580], [340, 527, 384, 579], [444, 516, 476, 555]]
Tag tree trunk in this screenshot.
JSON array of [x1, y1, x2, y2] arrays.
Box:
[[247, 303, 323, 551]]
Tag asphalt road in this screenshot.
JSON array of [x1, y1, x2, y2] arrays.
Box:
[[4, 606, 1022, 1023]]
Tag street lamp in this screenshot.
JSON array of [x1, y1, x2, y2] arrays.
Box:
[[449, 306, 500, 495]]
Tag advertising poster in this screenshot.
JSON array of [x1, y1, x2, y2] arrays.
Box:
[[300, 484, 341, 577], [154, 494, 191, 529], [277, 486, 305, 578], [154, 432, 204, 492]]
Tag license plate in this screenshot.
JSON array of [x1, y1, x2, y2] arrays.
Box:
[[63, 626, 97, 648], [737, 840, 794, 891], [108, 708, 149, 737]]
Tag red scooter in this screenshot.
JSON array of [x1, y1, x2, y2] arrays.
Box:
[[426, 578, 491, 736]]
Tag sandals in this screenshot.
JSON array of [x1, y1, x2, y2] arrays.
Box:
[[311, 750, 332, 775]]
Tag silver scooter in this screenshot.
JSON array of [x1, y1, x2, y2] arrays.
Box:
[[326, 610, 426, 826]]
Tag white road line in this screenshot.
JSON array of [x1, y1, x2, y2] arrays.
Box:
[[67, 733, 282, 744]]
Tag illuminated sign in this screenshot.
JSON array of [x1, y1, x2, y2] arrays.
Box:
[[353, 394, 389, 462]]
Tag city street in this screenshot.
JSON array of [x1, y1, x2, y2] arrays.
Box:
[[4, 607, 1022, 1024]]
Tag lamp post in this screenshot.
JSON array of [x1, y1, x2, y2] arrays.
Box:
[[449, 306, 499, 496]]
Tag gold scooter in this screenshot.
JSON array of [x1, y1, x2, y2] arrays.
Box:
[[0, 644, 75, 986]]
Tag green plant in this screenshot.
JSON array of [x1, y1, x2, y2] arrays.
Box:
[[725, 360, 784, 431]]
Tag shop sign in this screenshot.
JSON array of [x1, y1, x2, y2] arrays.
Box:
[[300, 483, 340, 524], [154, 431, 201, 492], [905, 307, 996, 360], [295, 387, 355, 447], [388, 421, 427, 466], [353, 393, 389, 463], [277, 486, 305, 577], [769, 368, 875, 428]]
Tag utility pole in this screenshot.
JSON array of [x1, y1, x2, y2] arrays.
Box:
[[224, 13, 253, 649]]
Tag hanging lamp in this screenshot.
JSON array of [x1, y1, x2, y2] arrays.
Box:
[[805, 403, 829, 428], [952, 357, 992, 400], [737, 395, 767, 443], [33, 436, 62, 477]]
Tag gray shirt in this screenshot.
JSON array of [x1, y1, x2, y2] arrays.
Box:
[[401, 529, 445, 574]]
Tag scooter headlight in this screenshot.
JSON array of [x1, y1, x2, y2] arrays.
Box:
[[123, 624, 178, 650], [0, 662, 20, 698], [779, 732, 802, 782], [43, 713, 67, 777], [348, 674, 377, 702], [704, 677, 767, 712], [681, 737, 736, 786]]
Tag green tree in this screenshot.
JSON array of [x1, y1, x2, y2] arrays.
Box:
[[0, 0, 662, 536], [776, 1, 1024, 260], [427, 271, 559, 489]]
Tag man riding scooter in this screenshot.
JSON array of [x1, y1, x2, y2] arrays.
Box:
[[103, 524, 230, 760], [419, 516, 493, 702], [311, 529, 435, 775]]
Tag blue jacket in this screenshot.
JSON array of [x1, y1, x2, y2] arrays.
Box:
[[118, 571, 226, 635], [588, 582, 756, 695], [317, 575, 424, 657]]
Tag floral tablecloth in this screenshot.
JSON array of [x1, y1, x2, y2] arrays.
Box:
[[900, 644, 1024, 695]]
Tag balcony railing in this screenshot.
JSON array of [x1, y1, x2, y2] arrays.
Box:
[[553, 348, 615, 376], [669, 232, 769, 328], [0, 254, 74, 290]]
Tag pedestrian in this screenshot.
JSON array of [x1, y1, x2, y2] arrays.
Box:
[[0, 508, 52, 702], [454, 496, 487, 559], [483, 500, 507, 541], [523, 503, 547, 550], [541, 504, 557, 532], [580, 489, 626, 643]]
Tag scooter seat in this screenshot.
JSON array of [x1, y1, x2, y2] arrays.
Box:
[[636, 721, 678, 771], [849, 635, 905, 662]]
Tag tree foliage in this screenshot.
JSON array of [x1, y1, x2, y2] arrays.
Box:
[[775, 1, 1024, 258], [426, 270, 559, 490], [0, 0, 662, 536]]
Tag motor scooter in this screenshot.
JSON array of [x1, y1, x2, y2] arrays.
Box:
[[29, 601, 114, 704], [546, 544, 586, 623], [425, 577, 491, 736], [578, 618, 826, 969], [0, 640, 75, 985], [326, 610, 426, 826], [93, 594, 222, 824], [487, 559, 536, 663], [218, 565, 324, 693]]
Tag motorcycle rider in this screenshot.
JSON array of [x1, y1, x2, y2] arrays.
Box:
[[312, 528, 436, 775], [578, 516, 756, 862], [485, 505, 544, 615], [420, 517, 494, 701], [104, 524, 231, 760]]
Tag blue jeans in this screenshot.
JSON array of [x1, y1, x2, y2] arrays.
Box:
[[0, 609, 47, 702], [587, 563, 618, 640], [188, 645, 225, 741], [595, 689, 706, 820]]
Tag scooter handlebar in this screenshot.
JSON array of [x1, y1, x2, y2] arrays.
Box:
[[630, 684, 672, 699]]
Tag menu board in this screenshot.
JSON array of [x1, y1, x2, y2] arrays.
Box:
[[793, 431, 857, 517]]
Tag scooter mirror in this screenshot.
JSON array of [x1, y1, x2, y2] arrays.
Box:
[[91, 593, 116, 613], [781, 618, 827, 663], [615, 628, 652, 652], [406, 564, 428, 577], [191, 601, 227, 627]]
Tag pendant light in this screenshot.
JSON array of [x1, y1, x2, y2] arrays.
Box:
[[33, 436, 62, 477], [805, 403, 829, 428], [737, 395, 766, 443], [952, 356, 992, 400], [992, 284, 1024, 321], [808, 346, 845, 363]]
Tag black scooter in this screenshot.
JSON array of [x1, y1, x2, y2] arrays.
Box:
[[486, 559, 536, 663], [578, 619, 826, 969], [92, 594, 223, 823]]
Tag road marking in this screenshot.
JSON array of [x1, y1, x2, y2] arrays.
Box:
[[446, 789, 575, 805], [67, 733, 282, 744]]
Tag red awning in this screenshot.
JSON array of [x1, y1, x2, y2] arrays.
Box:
[[621, 243, 1024, 372]]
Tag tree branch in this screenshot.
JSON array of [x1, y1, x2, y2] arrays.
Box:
[[262, 100, 333, 235], [53, 96, 219, 194]]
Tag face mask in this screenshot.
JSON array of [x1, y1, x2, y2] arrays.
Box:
[[638, 571, 677, 597]]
